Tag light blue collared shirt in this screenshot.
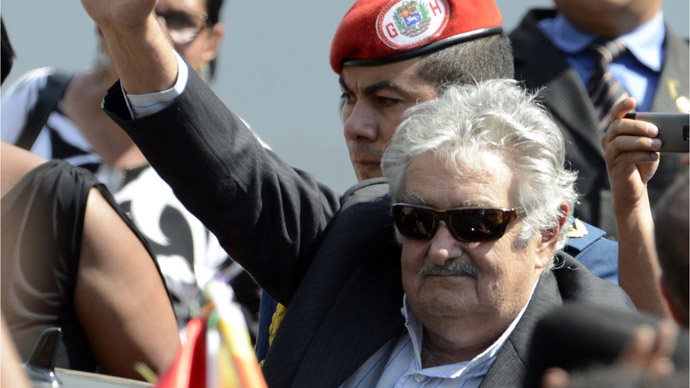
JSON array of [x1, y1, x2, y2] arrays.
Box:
[[538, 11, 666, 111], [340, 288, 535, 388]]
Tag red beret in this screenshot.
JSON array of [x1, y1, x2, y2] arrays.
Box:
[[330, 0, 503, 74]]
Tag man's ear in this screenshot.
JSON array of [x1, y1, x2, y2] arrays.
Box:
[[202, 23, 225, 63], [535, 202, 569, 269]]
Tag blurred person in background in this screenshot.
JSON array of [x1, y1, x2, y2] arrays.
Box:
[[1, 16, 180, 380], [1, 0, 262, 339], [510, 0, 688, 240]]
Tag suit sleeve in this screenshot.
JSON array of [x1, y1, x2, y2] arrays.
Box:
[[102, 69, 341, 305]]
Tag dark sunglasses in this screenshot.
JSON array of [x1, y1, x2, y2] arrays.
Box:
[[391, 203, 526, 242]]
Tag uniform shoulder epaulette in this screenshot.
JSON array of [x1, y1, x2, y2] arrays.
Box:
[[565, 218, 608, 254]]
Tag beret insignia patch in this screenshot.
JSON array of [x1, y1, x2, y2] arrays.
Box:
[[376, 0, 450, 51]]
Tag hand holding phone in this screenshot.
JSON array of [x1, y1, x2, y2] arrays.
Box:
[[624, 112, 689, 153]]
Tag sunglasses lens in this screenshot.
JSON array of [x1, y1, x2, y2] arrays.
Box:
[[448, 209, 507, 242], [393, 205, 520, 242], [392, 205, 436, 239]]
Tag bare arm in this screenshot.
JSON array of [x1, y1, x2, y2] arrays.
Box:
[[1, 141, 46, 196], [1, 316, 32, 388], [601, 97, 672, 318], [80, 0, 177, 94], [75, 187, 180, 379], [2, 142, 180, 379]]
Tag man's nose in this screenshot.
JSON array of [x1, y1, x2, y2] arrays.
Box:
[[427, 221, 462, 266], [344, 103, 378, 142]]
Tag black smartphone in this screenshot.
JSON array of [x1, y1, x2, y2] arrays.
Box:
[[624, 112, 689, 152]]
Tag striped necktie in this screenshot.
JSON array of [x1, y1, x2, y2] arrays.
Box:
[[586, 40, 629, 131]]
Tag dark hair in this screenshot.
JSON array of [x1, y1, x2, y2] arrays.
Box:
[[205, 0, 224, 80], [1, 18, 15, 84], [206, 0, 224, 26], [415, 33, 513, 91]]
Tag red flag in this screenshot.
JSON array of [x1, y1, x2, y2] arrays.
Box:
[[156, 318, 207, 388]]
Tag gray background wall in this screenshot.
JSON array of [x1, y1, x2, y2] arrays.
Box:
[[2, 1, 688, 193]]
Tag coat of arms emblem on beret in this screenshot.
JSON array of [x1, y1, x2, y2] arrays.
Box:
[[376, 0, 450, 50]]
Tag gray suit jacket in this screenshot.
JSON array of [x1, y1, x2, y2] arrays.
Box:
[[103, 67, 634, 388], [511, 9, 689, 235]]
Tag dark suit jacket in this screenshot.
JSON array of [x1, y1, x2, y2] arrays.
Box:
[[511, 9, 689, 235], [103, 67, 634, 388]]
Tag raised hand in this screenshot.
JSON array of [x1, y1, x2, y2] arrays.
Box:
[[601, 97, 661, 212], [81, 0, 157, 31], [80, 0, 178, 94]]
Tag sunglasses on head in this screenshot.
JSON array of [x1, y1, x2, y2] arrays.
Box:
[[391, 203, 526, 242]]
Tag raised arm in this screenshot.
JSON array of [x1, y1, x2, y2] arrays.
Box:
[[83, 1, 342, 304], [80, 0, 177, 94], [101, 70, 341, 305], [601, 97, 672, 318]]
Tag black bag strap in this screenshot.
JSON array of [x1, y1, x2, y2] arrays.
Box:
[[16, 72, 73, 150]]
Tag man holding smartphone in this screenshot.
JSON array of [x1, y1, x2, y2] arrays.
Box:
[[510, 0, 688, 237]]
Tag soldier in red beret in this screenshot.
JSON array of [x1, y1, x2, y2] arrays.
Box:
[[329, 0, 511, 181]]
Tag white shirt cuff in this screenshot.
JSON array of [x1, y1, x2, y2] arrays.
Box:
[[123, 52, 189, 119]]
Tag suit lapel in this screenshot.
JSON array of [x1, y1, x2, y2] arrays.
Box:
[[480, 272, 563, 387], [540, 71, 605, 160], [511, 10, 605, 160], [651, 28, 690, 113]]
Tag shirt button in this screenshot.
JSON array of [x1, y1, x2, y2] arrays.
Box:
[[414, 374, 426, 383]]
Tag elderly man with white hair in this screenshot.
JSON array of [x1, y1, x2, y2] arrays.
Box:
[[376, 78, 596, 372], [336, 79, 636, 386]]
